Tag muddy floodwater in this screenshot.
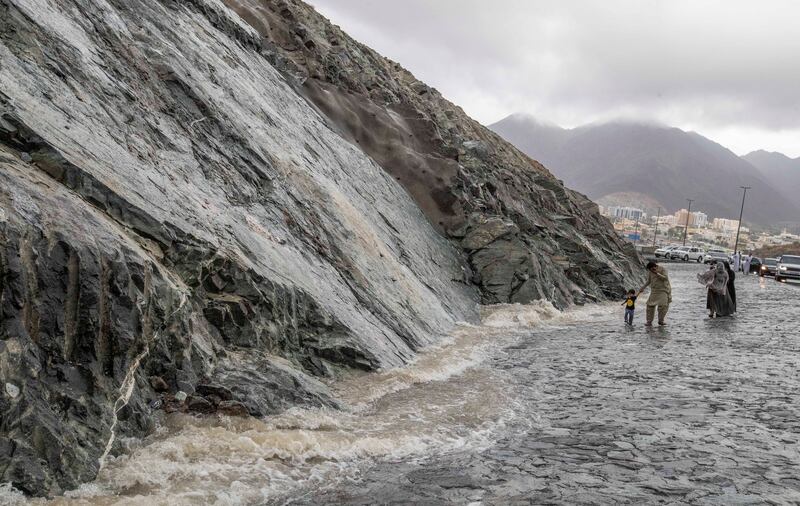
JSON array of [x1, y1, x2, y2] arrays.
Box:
[[4, 263, 799, 505]]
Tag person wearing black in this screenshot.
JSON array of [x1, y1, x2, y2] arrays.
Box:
[[724, 260, 737, 313], [699, 262, 733, 317]]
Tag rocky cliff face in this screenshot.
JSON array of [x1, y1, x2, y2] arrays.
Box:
[[0, 0, 641, 496], [224, 0, 643, 305]]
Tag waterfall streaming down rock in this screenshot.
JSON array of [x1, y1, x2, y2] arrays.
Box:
[[0, 0, 642, 496]]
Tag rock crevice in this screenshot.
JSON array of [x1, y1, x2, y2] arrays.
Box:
[[1, 0, 640, 496]]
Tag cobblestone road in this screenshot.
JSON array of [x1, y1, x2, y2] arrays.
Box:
[[294, 264, 800, 505]]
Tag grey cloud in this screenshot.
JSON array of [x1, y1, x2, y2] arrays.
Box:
[[310, 0, 800, 155]]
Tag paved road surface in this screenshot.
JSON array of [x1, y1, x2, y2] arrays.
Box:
[[292, 264, 800, 505]]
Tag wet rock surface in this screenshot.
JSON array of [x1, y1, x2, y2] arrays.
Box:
[[298, 265, 800, 505], [1, 0, 641, 496], [223, 0, 645, 308], [0, 0, 476, 495]]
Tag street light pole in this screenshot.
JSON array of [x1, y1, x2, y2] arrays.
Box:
[[733, 186, 751, 254], [652, 206, 661, 247], [682, 199, 694, 246]]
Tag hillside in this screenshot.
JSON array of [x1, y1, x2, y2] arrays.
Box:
[[743, 150, 800, 204], [490, 114, 800, 224], [0, 0, 642, 496], [753, 242, 800, 259]]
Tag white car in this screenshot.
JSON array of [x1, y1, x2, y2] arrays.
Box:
[[669, 246, 705, 262], [704, 249, 731, 264], [776, 255, 800, 282], [655, 245, 679, 258]]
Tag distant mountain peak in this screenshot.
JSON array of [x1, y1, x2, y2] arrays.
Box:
[[581, 116, 669, 130], [744, 149, 798, 161], [743, 151, 800, 207], [490, 114, 800, 224], [495, 113, 564, 129]]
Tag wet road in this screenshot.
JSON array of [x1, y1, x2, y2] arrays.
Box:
[[11, 264, 798, 505], [294, 264, 800, 505]]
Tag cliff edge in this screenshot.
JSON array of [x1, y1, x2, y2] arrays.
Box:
[[0, 0, 641, 496], [224, 0, 643, 306]]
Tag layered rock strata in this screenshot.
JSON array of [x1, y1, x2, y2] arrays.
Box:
[[0, 0, 476, 494], [224, 0, 644, 305], [0, 0, 642, 496]]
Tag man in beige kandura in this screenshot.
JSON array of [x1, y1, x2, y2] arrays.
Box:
[[637, 260, 672, 326]]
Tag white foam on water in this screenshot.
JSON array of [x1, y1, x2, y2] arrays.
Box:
[[23, 299, 609, 505], [0, 483, 27, 505], [330, 298, 594, 409], [480, 299, 563, 328]]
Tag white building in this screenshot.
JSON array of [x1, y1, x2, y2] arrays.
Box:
[[762, 229, 800, 246], [675, 209, 708, 228], [692, 212, 708, 228], [607, 206, 644, 221], [712, 218, 739, 232]]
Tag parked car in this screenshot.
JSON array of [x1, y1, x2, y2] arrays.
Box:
[[776, 255, 800, 282], [670, 246, 705, 262], [704, 250, 730, 264], [655, 245, 679, 259], [760, 258, 778, 277]]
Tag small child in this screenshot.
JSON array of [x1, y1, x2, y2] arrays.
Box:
[[622, 289, 637, 325]]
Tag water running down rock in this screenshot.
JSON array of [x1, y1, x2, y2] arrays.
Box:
[[0, 0, 641, 496]]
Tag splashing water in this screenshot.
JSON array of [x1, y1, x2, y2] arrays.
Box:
[[3, 300, 612, 505], [0, 483, 26, 506]]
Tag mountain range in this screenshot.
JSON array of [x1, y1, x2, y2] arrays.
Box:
[[490, 114, 800, 225], [742, 150, 800, 204]]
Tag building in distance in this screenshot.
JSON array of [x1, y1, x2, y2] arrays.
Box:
[[606, 206, 644, 221], [712, 218, 740, 232]]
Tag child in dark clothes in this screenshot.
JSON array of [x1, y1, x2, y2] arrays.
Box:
[[622, 289, 637, 325]]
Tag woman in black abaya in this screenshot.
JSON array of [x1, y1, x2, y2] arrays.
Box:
[[698, 262, 734, 317], [724, 260, 736, 313]]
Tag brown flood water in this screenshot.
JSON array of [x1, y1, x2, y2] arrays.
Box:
[[3, 301, 613, 505]]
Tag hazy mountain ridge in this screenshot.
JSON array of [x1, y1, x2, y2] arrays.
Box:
[[743, 150, 800, 204], [491, 114, 800, 224]]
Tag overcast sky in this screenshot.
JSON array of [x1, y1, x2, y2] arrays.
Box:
[[310, 1, 800, 157]]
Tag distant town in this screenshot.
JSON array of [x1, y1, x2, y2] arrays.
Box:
[[599, 205, 800, 252]]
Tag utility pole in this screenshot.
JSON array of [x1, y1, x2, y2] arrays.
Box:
[[682, 199, 694, 246], [733, 186, 751, 254], [652, 206, 661, 247]]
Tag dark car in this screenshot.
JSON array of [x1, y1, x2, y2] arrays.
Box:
[[748, 256, 762, 273], [760, 258, 778, 277]]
